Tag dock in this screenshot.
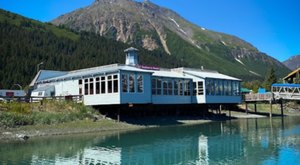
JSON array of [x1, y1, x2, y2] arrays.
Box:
[[244, 83, 300, 117]]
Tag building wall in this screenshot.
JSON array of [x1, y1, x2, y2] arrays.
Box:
[[120, 71, 152, 104], [192, 95, 206, 104], [54, 80, 79, 96], [152, 95, 191, 104], [205, 96, 241, 104], [84, 93, 120, 105]]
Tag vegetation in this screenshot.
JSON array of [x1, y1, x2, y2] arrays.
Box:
[[0, 9, 184, 89], [0, 9, 291, 89], [263, 67, 277, 91], [0, 101, 97, 128]]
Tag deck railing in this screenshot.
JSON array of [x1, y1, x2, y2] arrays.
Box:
[[244, 93, 273, 102]]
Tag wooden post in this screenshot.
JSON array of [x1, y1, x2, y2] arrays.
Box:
[[269, 100, 273, 118], [280, 99, 284, 117], [254, 103, 257, 113], [117, 107, 120, 122], [219, 104, 222, 114], [245, 102, 248, 114]]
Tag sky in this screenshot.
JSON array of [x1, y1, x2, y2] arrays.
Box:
[[0, 0, 299, 62]]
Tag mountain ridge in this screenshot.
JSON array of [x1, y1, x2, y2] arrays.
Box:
[[52, 0, 290, 80], [283, 55, 300, 70]]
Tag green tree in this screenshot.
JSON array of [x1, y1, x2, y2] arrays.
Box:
[[263, 67, 277, 91]]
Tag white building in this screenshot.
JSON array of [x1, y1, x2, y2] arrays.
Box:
[[31, 47, 241, 106]]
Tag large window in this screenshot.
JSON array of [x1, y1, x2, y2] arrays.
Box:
[[122, 73, 144, 93], [184, 80, 191, 96], [129, 74, 135, 93], [206, 79, 239, 96], [101, 76, 106, 94], [79, 79, 83, 95], [163, 80, 168, 95], [95, 77, 100, 94], [113, 75, 118, 93], [137, 75, 143, 93], [107, 75, 112, 93], [232, 81, 240, 96], [157, 78, 162, 95], [152, 78, 156, 95], [89, 78, 94, 95], [122, 74, 128, 92], [174, 80, 179, 95], [84, 79, 89, 95], [168, 80, 173, 95]]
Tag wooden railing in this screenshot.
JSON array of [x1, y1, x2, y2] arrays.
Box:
[[244, 93, 273, 102], [0, 95, 83, 103]]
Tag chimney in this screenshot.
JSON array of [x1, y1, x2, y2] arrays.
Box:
[[124, 47, 139, 66]]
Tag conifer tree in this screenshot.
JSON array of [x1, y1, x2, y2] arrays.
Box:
[[263, 67, 277, 91]]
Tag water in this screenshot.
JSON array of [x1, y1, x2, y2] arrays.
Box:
[[1, 117, 300, 165]]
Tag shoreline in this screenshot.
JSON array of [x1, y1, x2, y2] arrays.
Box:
[[0, 109, 298, 142]]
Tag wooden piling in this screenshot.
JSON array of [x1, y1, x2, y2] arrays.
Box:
[[269, 100, 273, 118], [280, 100, 284, 117]]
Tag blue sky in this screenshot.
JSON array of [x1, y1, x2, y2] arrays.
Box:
[[0, 0, 299, 62]]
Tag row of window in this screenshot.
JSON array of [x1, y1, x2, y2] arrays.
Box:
[[79, 75, 118, 95], [152, 78, 191, 96], [78, 74, 240, 97], [122, 74, 144, 93], [206, 79, 240, 96]]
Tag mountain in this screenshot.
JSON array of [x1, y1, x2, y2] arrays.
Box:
[[52, 0, 290, 80], [0, 9, 183, 89], [283, 55, 300, 70]]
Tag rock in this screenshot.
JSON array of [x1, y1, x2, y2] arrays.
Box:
[[16, 134, 29, 141]]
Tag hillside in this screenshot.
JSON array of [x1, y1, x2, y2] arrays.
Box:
[[52, 0, 290, 80], [283, 55, 300, 70], [0, 9, 184, 89]]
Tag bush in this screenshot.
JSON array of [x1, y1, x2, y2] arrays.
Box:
[[0, 101, 97, 128]]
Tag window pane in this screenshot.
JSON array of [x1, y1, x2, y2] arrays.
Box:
[[84, 79, 89, 95], [122, 74, 128, 93], [163, 81, 168, 95], [113, 79, 118, 93], [108, 80, 112, 93], [101, 76, 106, 94], [152, 78, 156, 95], [157, 78, 162, 95], [168, 80, 173, 95], [129, 74, 135, 93], [137, 75, 143, 93], [96, 82, 100, 94], [174, 80, 179, 95]]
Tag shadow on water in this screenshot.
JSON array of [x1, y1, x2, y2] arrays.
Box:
[[120, 113, 233, 126], [0, 117, 299, 165]]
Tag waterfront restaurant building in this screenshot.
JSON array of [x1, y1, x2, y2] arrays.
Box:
[[31, 47, 241, 106]]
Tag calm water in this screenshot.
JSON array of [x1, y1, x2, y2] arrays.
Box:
[[1, 117, 300, 165]]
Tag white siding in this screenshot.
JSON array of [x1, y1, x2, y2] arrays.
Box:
[[84, 93, 120, 105]]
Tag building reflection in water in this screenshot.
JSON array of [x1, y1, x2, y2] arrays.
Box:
[[1, 117, 295, 165]]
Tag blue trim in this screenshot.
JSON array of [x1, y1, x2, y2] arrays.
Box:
[[272, 83, 300, 87]]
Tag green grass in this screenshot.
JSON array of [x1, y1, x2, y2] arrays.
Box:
[[0, 101, 97, 128]]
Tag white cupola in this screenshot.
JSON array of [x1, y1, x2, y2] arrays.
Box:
[[124, 47, 139, 66]]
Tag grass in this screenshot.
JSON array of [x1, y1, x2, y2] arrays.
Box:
[[0, 100, 98, 128], [243, 102, 300, 116]]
